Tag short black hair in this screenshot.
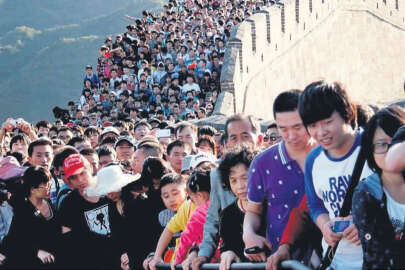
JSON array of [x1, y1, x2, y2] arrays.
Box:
[[159, 173, 186, 191], [28, 138, 52, 157], [97, 145, 117, 159], [219, 145, 257, 190], [167, 140, 190, 156], [272, 89, 302, 119], [35, 120, 51, 130], [197, 125, 217, 138], [52, 146, 79, 169], [67, 136, 87, 147], [22, 166, 51, 197], [10, 134, 31, 151], [84, 127, 100, 137], [224, 114, 259, 139], [175, 121, 197, 137], [100, 136, 117, 146], [137, 142, 163, 158], [80, 148, 97, 156], [361, 105, 405, 175], [139, 157, 172, 188], [298, 80, 356, 127]]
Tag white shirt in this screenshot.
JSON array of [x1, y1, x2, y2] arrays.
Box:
[[384, 188, 405, 235]]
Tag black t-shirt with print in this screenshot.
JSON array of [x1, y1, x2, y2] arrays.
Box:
[[58, 189, 115, 269]]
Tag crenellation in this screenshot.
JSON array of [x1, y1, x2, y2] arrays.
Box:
[[217, 0, 405, 120]]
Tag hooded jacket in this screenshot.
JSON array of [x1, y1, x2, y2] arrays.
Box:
[[352, 173, 405, 269]]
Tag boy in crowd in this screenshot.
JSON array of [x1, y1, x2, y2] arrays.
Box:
[[147, 174, 191, 270], [27, 138, 60, 206], [131, 141, 163, 174], [115, 136, 136, 162], [166, 140, 192, 174], [80, 148, 99, 176], [299, 80, 373, 270], [97, 145, 117, 169], [175, 122, 198, 154]]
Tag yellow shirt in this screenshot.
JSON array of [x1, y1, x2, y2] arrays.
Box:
[[165, 200, 196, 262], [166, 199, 196, 233]]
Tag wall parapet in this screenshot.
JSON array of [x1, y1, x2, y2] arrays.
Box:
[[216, 0, 405, 119]]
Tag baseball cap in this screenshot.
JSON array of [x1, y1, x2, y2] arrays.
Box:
[[101, 126, 120, 137], [63, 154, 89, 180], [115, 136, 136, 148], [190, 153, 214, 170]]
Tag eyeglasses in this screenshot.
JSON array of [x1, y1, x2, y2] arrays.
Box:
[[373, 142, 391, 154], [269, 135, 282, 142], [37, 182, 52, 190]]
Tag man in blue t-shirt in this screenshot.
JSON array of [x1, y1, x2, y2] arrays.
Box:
[[298, 80, 373, 270]]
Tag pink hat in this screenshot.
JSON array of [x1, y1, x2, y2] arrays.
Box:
[[0, 156, 27, 180]]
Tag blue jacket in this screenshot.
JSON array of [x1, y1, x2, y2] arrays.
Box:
[[352, 173, 405, 269]]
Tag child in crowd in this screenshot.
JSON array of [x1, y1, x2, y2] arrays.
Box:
[[173, 170, 214, 267], [145, 173, 192, 270]]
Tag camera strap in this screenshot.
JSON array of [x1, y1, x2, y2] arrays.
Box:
[[318, 147, 366, 270]]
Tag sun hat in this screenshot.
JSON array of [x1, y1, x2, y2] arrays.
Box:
[[85, 165, 140, 197]]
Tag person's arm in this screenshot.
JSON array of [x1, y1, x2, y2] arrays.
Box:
[[385, 126, 405, 172], [242, 157, 271, 262], [304, 154, 341, 248], [385, 141, 405, 172], [192, 170, 223, 269], [174, 206, 205, 265], [243, 203, 270, 262], [148, 228, 174, 270]]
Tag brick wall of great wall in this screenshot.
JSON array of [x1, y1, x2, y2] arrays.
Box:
[[207, 0, 405, 127]]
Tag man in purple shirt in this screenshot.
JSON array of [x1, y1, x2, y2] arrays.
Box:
[[243, 90, 316, 262]]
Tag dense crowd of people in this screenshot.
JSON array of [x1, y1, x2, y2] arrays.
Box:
[[1, 79, 405, 270], [50, 0, 281, 127], [0, 0, 404, 270]]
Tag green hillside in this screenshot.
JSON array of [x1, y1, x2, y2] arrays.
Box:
[[0, 0, 164, 122]]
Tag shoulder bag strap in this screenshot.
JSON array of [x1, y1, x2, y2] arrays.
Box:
[[319, 147, 366, 270]]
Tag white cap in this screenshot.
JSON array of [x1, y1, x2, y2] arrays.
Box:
[[101, 126, 120, 137], [190, 153, 214, 170]]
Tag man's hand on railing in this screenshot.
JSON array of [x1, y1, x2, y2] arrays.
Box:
[[266, 244, 290, 270], [219, 251, 240, 270], [243, 232, 271, 262]]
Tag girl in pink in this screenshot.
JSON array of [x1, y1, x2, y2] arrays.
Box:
[[173, 170, 216, 265]]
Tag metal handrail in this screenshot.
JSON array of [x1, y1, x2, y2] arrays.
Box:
[[156, 260, 312, 270]]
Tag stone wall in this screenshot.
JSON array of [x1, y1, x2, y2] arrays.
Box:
[[215, 0, 405, 121]]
